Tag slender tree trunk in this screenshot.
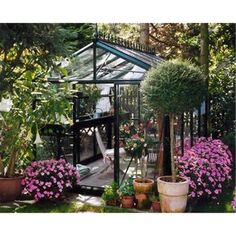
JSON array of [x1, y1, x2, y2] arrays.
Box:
[[157, 113, 164, 176], [170, 114, 176, 182], [200, 23, 209, 137], [139, 23, 149, 46]]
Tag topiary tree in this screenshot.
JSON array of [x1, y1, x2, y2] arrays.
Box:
[[141, 59, 206, 181]]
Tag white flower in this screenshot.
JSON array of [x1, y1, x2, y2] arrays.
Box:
[[0, 98, 13, 112], [34, 131, 43, 145]]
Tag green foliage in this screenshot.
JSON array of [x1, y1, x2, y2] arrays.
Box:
[[0, 23, 70, 94], [119, 178, 134, 196], [0, 80, 73, 177], [142, 59, 206, 115], [101, 181, 119, 202]]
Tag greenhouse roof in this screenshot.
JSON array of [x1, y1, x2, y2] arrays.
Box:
[[49, 33, 164, 84]]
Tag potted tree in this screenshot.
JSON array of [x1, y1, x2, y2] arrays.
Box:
[[119, 177, 135, 208], [142, 59, 206, 212], [122, 122, 154, 209], [101, 181, 120, 206]]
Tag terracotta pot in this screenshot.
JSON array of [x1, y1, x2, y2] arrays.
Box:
[[135, 192, 149, 209], [0, 176, 24, 202], [121, 196, 134, 208], [157, 176, 189, 213], [133, 178, 154, 194], [152, 200, 161, 212]]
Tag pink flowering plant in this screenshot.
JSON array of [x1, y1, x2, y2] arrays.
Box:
[[21, 159, 80, 201], [120, 122, 150, 159], [177, 137, 233, 200]]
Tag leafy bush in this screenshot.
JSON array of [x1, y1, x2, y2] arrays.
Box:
[[22, 159, 80, 201], [101, 181, 119, 202], [177, 137, 233, 200], [119, 178, 134, 196]]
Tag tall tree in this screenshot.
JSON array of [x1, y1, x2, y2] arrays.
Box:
[[139, 23, 149, 45], [0, 24, 69, 95], [200, 23, 209, 137]]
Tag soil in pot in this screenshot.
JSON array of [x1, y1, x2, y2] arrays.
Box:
[[0, 175, 24, 202], [121, 196, 134, 208]]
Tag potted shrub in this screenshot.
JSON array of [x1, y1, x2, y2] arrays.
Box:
[[142, 59, 206, 212], [122, 122, 154, 209], [119, 177, 135, 208], [149, 191, 161, 212], [101, 181, 120, 206]]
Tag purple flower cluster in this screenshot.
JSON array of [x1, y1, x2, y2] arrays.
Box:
[[177, 137, 233, 200], [22, 159, 80, 201]]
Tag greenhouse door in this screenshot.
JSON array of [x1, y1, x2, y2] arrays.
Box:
[[114, 81, 141, 185]]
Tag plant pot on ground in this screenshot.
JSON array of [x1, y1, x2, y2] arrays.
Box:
[[101, 181, 120, 207], [149, 190, 161, 212], [0, 175, 24, 202], [119, 178, 134, 208], [142, 59, 206, 212], [133, 178, 154, 209]]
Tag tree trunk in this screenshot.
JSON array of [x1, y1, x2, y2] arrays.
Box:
[[157, 113, 164, 176], [170, 114, 176, 182], [200, 23, 209, 137], [139, 23, 149, 46]]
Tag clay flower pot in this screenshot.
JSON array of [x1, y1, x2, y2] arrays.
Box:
[[157, 176, 189, 213], [0, 176, 24, 202], [121, 196, 134, 208], [135, 192, 150, 209], [133, 178, 154, 194], [152, 200, 161, 212]]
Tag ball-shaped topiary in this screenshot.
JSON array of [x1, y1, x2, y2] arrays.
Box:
[[141, 60, 206, 115]]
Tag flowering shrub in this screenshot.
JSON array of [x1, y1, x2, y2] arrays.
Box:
[[22, 159, 80, 201], [177, 137, 233, 200], [120, 122, 149, 158]]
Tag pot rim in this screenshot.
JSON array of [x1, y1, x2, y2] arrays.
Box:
[[0, 175, 24, 181], [133, 178, 154, 184], [157, 175, 189, 185]]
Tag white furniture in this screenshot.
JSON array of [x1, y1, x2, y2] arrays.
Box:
[[95, 128, 126, 173]]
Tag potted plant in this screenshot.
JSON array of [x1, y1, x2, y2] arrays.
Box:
[[149, 190, 161, 212], [122, 122, 154, 209], [119, 177, 135, 208], [101, 181, 120, 206], [0, 82, 73, 202], [142, 59, 206, 212]]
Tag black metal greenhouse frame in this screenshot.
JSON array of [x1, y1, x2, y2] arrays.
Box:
[[45, 32, 208, 193]]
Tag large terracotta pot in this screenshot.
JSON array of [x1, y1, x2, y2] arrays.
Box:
[[0, 176, 24, 202], [121, 196, 134, 208], [133, 178, 154, 194], [157, 176, 189, 213]]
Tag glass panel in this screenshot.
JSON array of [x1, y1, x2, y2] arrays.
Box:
[[68, 46, 94, 80]]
